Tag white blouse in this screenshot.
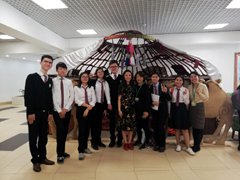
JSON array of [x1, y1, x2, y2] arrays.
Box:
[[74, 85, 96, 107], [171, 86, 190, 105], [95, 79, 111, 104]]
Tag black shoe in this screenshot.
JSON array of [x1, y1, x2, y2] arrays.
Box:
[[91, 144, 99, 150], [33, 163, 41, 172], [63, 152, 70, 158], [139, 143, 146, 150], [153, 146, 159, 151], [191, 146, 200, 153], [57, 157, 64, 164], [40, 158, 55, 165], [117, 141, 122, 147], [109, 141, 115, 148], [238, 145, 240, 151], [98, 142, 106, 147], [134, 140, 141, 146], [159, 147, 166, 153]]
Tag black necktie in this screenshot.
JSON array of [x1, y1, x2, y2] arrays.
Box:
[[176, 89, 180, 107], [60, 78, 64, 108]]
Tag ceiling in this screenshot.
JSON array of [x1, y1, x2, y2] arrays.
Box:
[[2, 0, 240, 39]]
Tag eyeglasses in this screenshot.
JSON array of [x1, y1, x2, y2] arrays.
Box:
[[81, 76, 89, 78], [109, 66, 118, 68]]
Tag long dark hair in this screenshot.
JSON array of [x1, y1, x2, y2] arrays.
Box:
[[122, 69, 134, 86]]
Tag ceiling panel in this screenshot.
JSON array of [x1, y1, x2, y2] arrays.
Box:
[[2, 0, 239, 38]]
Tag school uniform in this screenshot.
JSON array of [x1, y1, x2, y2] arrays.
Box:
[[106, 74, 123, 146], [150, 83, 171, 151], [74, 85, 96, 153], [188, 82, 209, 152], [170, 86, 190, 130], [135, 83, 150, 145], [24, 71, 53, 164], [91, 79, 111, 148], [52, 76, 74, 158]]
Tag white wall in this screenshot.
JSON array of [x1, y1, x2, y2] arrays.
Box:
[[0, 58, 40, 102]]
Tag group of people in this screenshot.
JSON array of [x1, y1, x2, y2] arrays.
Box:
[[24, 55, 209, 173]]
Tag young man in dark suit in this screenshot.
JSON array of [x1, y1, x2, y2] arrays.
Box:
[[150, 72, 171, 152], [105, 60, 123, 147], [24, 55, 55, 172]]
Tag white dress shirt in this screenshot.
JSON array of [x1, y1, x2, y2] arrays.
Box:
[[110, 73, 119, 80], [74, 85, 96, 107], [52, 76, 74, 113], [38, 70, 48, 82], [171, 86, 190, 105], [95, 79, 111, 104]]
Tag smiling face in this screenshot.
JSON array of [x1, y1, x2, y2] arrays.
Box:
[[190, 73, 199, 84], [40, 58, 53, 72], [124, 71, 132, 83], [109, 63, 119, 74], [151, 74, 160, 84], [96, 69, 104, 79], [136, 74, 144, 85], [174, 77, 183, 88], [80, 73, 89, 84]]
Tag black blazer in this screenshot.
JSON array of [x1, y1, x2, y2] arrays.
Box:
[[24, 73, 53, 115], [150, 83, 171, 118]]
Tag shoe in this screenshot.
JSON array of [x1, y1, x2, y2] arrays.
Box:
[[109, 141, 115, 148], [57, 156, 64, 164], [84, 148, 92, 154], [117, 141, 122, 147], [98, 142, 106, 147], [91, 144, 99, 150], [159, 147, 166, 152], [63, 152, 70, 158], [134, 140, 141, 146], [139, 143, 146, 150], [33, 163, 41, 172], [40, 158, 55, 165], [79, 153, 85, 160], [153, 146, 159, 151], [191, 146, 200, 153], [128, 143, 134, 150], [238, 145, 240, 151], [186, 147, 195, 155], [123, 143, 128, 151], [176, 145, 181, 152]]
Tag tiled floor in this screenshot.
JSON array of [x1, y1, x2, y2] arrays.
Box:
[[1, 104, 240, 180]]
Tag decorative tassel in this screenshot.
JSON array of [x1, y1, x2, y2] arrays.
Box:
[[194, 60, 200, 68]]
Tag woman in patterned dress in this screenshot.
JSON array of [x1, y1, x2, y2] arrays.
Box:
[[118, 70, 136, 150]]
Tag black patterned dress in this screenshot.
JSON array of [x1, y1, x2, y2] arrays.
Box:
[[119, 84, 136, 131]]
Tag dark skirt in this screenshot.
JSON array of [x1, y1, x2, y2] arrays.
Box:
[[170, 103, 189, 129], [189, 102, 205, 129]]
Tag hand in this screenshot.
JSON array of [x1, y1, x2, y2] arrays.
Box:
[[48, 114, 53, 122], [59, 108, 67, 118], [108, 104, 112, 111], [162, 84, 168, 93], [83, 109, 89, 117], [87, 105, 93, 110], [118, 110, 123, 118], [27, 114, 35, 124], [142, 112, 149, 119], [183, 89, 187, 95], [152, 101, 159, 106], [196, 88, 201, 94]]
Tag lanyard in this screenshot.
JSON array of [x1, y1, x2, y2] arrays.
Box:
[[136, 85, 143, 97]]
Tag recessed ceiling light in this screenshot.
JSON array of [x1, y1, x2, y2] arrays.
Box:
[[226, 0, 240, 9], [0, 35, 15, 39], [22, 57, 26, 60], [204, 23, 229, 29], [77, 29, 97, 35], [5, 55, 9, 57], [31, 0, 68, 9]]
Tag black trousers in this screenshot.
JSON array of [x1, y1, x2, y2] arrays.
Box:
[[91, 103, 104, 145], [76, 106, 92, 153], [53, 111, 71, 157], [108, 106, 122, 143], [27, 111, 48, 164], [151, 109, 166, 148], [136, 116, 150, 144], [192, 128, 204, 149], [238, 110, 240, 144]]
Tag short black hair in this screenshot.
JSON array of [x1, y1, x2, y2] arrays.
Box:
[[56, 62, 67, 71], [135, 71, 146, 81], [109, 60, 119, 67], [41, 55, 53, 62], [189, 71, 199, 76], [151, 72, 160, 77]]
